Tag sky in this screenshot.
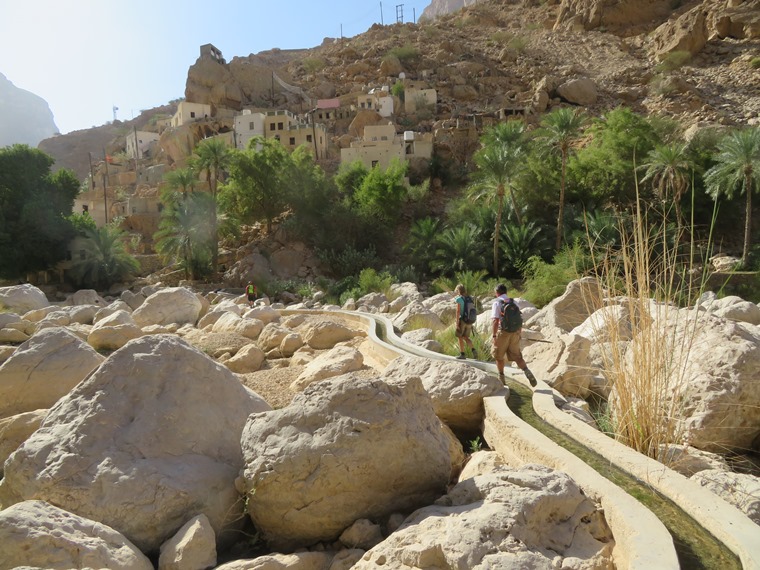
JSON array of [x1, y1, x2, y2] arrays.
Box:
[[1, 0, 430, 135]]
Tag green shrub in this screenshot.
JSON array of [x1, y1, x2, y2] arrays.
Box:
[[302, 57, 325, 73], [389, 44, 419, 63], [521, 243, 588, 307], [751, 57, 760, 69], [391, 80, 405, 100], [656, 50, 691, 72], [316, 245, 380, 279], [508, 36, 527, 53]]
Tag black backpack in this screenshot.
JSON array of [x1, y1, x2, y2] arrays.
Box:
[[498, 298, 522, 332], [460, 295, 478, 324]]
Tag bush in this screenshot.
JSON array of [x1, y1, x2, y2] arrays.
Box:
[[656, 50, 691, 73], [751, 57, 760, 69], [521, 242, 588, 307], [389, 44, 419, 63], [316, 245, 380, 279]]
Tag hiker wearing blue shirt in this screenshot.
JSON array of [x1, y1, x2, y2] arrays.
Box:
[[454, 283, 477, 360]]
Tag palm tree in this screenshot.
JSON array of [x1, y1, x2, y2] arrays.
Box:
[[639, 143, 692, 224], [537, 107, 588, 250], [430, 224, 486, 276], [404, 217, 441, 275], [192, 138, 231, 272], [704, 127, 760, 263], [163, 167, 197, 200], [154, 191, 215, 280], [69, 225, 139, 289], [500, 221, 550, 275], [468, 120, 528, 275]]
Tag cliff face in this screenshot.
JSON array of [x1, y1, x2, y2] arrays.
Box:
[[0, 73, 58, 148]]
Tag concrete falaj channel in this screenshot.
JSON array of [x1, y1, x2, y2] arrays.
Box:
[[285, 310, 757, 570]]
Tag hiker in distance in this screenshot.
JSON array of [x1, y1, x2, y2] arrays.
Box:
[[246, 281, 257, 308], [454, 284, 478, 360], [491, 283, 537, 387]]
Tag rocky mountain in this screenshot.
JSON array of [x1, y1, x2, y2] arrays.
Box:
[[38, 0, 760, 178], [0, 73, 58, 148], [420, 0, 477, 21]]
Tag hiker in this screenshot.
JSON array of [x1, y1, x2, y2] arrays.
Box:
[[245, 281, 257, 307], [454, 283, 477, 360], [491, 283, 537, 387]]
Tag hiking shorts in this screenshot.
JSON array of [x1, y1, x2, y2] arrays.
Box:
[[247, 293, 257, 302], [491, 330, 522, 363], [455, 321, 472, 338]]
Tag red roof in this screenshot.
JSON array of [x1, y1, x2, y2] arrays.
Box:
[[317, 98, 341, 109]]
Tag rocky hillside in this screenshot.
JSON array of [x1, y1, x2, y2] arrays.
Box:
[[0, 73, 58, 148], [40, 0, 760, 177]]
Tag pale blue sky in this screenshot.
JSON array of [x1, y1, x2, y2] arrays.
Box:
[[1, 0, 430, 135]]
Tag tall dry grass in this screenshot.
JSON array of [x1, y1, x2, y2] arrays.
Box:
[[583, 187, 715, 460]]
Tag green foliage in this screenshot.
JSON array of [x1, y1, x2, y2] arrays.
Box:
[[350, 159, 409, 222], [302, 57, 325, 72], [468, 436, 484, 453], [68, 224, 140, 289], [403, 217, 442, 275], [154, 191, 215, 280], [430, 224, 487, 276], [358, 268, 394, 296], [0, 145, 80, 279], [703, 126, 760, 261], [500, 221, 551, 276], [655, 50, 691, 73], [388, 44, 419, 63], [391, 80, 405, 100], [569, 107, 659, 206], [220, 137, 291, 232], [317, 245, 380, 279], [334, 160, 369, 199], [521, 243, 588, 307], [508, 35, 527, 53], [431, 269, 490, 297], [751, 57, 760, 69], [67, 212, 97, 235], [164, 167, 197, 196]]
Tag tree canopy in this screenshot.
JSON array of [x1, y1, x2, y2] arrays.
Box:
[[0, 145, 80, 279]]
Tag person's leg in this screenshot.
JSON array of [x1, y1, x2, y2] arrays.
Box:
[[456, 323, 466, 358], [491, 332, 507, 382], [506, 334, 536, 387]]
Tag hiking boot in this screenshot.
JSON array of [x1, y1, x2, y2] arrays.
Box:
[[456, 353, 466, 360], [498, 372, 506, 385], [471, 350, 478, 360], [524, 368, 537, 388]]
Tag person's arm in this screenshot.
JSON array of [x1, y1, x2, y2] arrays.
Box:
[[455, 298, 461, 321]]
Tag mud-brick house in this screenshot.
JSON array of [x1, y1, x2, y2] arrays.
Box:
[[357, 87, 394, 118], [170, 102, 212, 128], [340, 123, 432, 171], [126, 130, 161, 159], [235, 109, 328, 159]]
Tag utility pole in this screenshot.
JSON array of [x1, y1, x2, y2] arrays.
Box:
[[102, 148, 109, 225], [396, 4, 403, 23], [380, 2, 384, 25], [88, 152, 95, 191]]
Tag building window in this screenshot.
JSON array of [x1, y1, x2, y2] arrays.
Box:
[[82, 205, 89, 213], [249, 121, 254, 130], [190, 112, 196, 118], [132, 207, 137, 214], [371, 161, 379, 168], [157, 203, 164, 213], [306, 134, 312, 142], [326, 112, 331, 119], [270, 123, 276, 131], [274, 134, 280, 141], [277, 122, 284, 130], [289, 137, 295, 145], [381, 136, 388, 141]]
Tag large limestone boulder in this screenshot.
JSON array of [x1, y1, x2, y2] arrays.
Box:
[[300, 319, 363, 349], [556, 77, 598, 105], [523, 333, 596, 398], [0, 335, 272, 554], [526, 277, 602, 333], [0, 409, 46, 476], [87, 310, 142, 351], [239, 374, 451, 550], [659, 312, 760, 452], [0, 283, 49, 313], [0, 327, 104, 420], [392, 302, 445, 332], [0, 500, 153, 570], [648, 4, 709, 59], [225, 343, 266, 374], [215, 552, 334, 570], [292, 345, 364, 391], [354, 465, 614, 569], [382, 356, 503, 433], [132, 287, 203, 327], [212, 312, 265, 340], [66, 289, 107, 307]]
